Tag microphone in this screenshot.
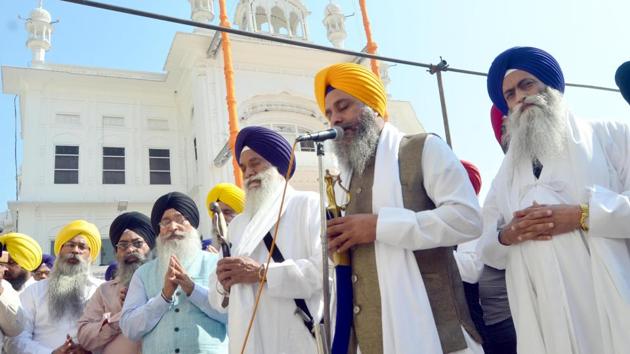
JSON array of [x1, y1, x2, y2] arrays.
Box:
[[295, 126, 344, 142]]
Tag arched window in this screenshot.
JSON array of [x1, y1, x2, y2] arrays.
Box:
[[264, 123, 315, 152]]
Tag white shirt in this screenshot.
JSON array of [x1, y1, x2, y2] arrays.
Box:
[[479, 114, 630, 354], [209, 186, 323, 354], [4, 276, 102, 354], [351, 124, 483, 354], [0, 279, 23, 350]]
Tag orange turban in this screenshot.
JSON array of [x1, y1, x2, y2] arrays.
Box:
[[314, 63, 387, 118], [54, 220, 102, 261]]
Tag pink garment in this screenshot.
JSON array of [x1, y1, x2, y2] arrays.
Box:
[[77, 279, 141, 354]]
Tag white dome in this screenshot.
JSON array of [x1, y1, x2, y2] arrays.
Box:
[[325, 3, 342, 15], [30, 7, 51, 23]]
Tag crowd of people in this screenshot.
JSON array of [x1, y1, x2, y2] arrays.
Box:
[[0, 46, 629, 354]]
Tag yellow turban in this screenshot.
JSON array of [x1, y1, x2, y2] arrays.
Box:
[[206, 183, 245, 218], [0, 233, 43, 272], [314, 63, 387, 118], [54, 220, 102, 261]]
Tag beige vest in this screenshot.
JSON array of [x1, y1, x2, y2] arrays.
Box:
[[348, 133, 481, 354]]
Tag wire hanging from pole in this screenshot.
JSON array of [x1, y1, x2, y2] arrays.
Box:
[[218, 0, 243, 188]]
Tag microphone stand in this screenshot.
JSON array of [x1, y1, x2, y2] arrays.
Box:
[[316, 142, 332, 354]]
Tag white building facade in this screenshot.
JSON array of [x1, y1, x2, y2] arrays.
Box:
[[1, 0, 424, 265]]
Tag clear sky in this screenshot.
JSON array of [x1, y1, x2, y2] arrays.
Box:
[[1, 0, 629, 212]]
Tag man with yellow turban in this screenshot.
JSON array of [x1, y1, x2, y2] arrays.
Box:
[[0, 239, 27, 351], [6, 220, 103, 354], [315, 63, 483, 354], [206, 183, 245, 224], [0, 232, 42, 293]]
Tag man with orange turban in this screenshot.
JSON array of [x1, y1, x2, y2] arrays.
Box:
[[315, 63, 483, 354], [6, 220, 103, 354]]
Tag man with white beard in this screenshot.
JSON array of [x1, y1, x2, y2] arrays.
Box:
[[77, 212, 156, 354], [6, 220, 103, 354], [209, 126, 324, 354], [479, 46, 630, 354], [314, 63, 482, 354], [121, 192, 227, 354]]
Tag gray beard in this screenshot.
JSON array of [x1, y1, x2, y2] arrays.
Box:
[[116, 251, 148, 287], [507, 87, 568, 166], [332, 106, 381, 175], [156, 228, 201, 277], [243, 167, 284, 217], [47, 254, 91, 320]]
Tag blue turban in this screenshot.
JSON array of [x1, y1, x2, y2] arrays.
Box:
[[615, 61, 630, 105], [487, 46, 565, 115], [41, 254, 55, 269], [105, 261, 118, 281], [235, 126, 296, 178]]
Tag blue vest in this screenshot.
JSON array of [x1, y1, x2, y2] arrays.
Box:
[[136, 251, 228, 354]]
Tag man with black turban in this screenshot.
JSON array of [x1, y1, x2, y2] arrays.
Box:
[[208, 126, 324, 354], [315, 63, 482, 354], [121, 192, 227, 354], [479, 46, 630, 354], [78, 212, 155, 354]]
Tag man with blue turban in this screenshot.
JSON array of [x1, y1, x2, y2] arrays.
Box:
[[209, 126, 324, 354], [479, 46, 630, 354]]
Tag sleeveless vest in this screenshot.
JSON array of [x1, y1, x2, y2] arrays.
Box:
[[136, 251, 228, 354], [348, 133, 481, 353]]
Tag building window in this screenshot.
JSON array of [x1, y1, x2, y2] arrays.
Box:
[[103, 147, 125, 184], [265, 124, 315, 152], [149, 149, 171, 185], [54, 145, 79, 184]]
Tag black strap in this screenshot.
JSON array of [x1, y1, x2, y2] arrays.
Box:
[[262, 232, 317, 338]]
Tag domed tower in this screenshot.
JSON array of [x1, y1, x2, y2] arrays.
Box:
[[25, 1, 54, 66], [323, 2, 346, 48], [234, 0, 310, 40], [189, 0, 214, 28]]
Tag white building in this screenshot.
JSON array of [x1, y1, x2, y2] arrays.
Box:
[[1, 0, 424, 265]]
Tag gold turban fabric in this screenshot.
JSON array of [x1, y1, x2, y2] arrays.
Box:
[[0, 233, 43, 271], [206, 183, 245, 218], [314, 63, 387, 118], [54, 220, 102, 261]]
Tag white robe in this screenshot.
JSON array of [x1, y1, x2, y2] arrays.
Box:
[[208, 185, 324, 354], [338, 123, 483, 354], [478, 113, 630, 354]]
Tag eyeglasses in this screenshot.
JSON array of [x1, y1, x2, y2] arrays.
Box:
[[62, 241, 90, 252], [115, 240, 145, 250], [158, 214, 188, 228]]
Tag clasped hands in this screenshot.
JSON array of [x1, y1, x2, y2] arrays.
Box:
[[162, 255, 195, 301], [499, 202, 581, 246]]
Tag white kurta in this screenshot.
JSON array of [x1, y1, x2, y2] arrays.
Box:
[[208, 185, 324, 354], [339, 123, 483, 354], [479, 114, 630, 354], [4, 276, 102, 354]]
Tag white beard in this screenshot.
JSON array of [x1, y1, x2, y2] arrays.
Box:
[[47, 254, 91, 320], [332, 106, 381, 175], [243, 167, 284, 217], [155, 228, 201, 277], [507, 87, 568, 166]]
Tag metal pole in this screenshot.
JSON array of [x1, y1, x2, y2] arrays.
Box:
[[430, 59, 453, 148], [316, 142, 331, 354]]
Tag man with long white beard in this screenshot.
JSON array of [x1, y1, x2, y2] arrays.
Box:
[[121, 192, 227, 354], [6, 220, 102, 354], [479, 46, 630, 354], [314, 63, 483, 354], [77, 211, 156, 354], [209, 126, 324, 354]]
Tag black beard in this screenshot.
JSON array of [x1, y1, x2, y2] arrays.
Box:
[[7, 271, 29, 291]]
